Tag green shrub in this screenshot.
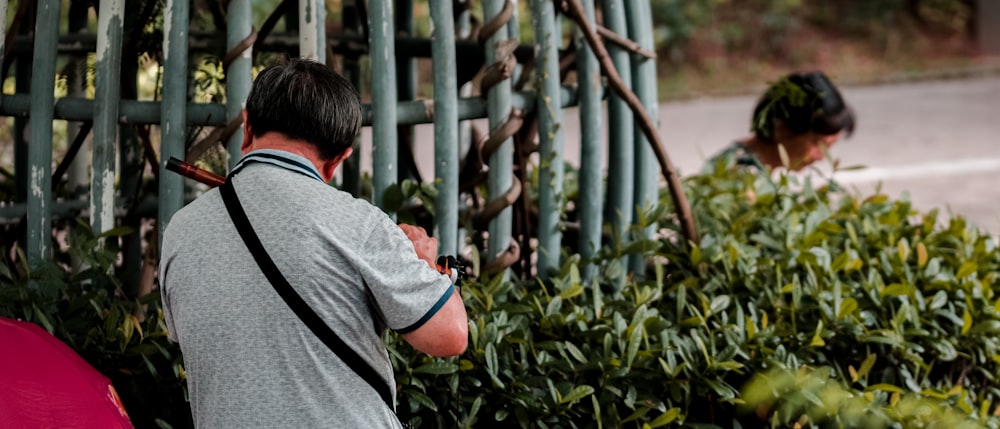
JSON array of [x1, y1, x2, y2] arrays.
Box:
[[0, 220, 189, 429], [4, 167, 998, 429], [391, 168, 1000, 428]]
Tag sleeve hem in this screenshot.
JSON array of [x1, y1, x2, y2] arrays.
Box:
[[394, 284, 454, 334]]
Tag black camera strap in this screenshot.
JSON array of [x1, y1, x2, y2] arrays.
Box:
[[219, 177, 395, 412]]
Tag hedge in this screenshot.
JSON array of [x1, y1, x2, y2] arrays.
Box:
[[3, 168, 998, 428]]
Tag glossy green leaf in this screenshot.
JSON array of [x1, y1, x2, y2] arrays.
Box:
[[559, 385, 595, 404], [406, 390, 439, 411], [649, 408, 681, 428], [956, 262, 978, 279], [413, 362, 459, 375]]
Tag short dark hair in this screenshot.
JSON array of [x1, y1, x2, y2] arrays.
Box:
[[751, 71, 855, 142], [245, 58, 361, 160]]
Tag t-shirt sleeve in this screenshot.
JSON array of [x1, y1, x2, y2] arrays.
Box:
[[355, 216, 455, 333]]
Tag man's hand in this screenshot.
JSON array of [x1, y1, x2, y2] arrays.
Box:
[[399, 224, 437, 269]]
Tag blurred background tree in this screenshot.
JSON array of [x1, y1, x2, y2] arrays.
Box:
[[648, 0, 985, 97]]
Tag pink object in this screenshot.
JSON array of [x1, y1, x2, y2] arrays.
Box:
[[0, 317, 133, 429]]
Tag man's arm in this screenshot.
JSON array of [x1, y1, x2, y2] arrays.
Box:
[[401, 290, 467, 356], [398, 224, 469, 357]]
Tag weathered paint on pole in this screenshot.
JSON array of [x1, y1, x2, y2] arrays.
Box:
[[92, 0, 125, 236], [532, 0, 564, 278], [429, 0, 459, 256], [299, 0, 326, 62], [602, 0, 634, 288], [625, 0, 659, 275], [368, 0, 399, 212], [227, 0, 252, 167], [160, 0, 190, 244], [26, 0, 62, 265], [483, 0, 515, 277], [575, 0, 603, 282]]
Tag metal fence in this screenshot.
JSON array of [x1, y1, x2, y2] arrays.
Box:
[[0, 0, 661, 289]]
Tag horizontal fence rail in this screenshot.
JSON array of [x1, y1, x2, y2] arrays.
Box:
[[0, 0, 666, 288]]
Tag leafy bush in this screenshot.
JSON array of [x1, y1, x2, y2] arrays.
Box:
[[4, 167, 998, 428], [390, 168, 1000, 428], [742, 366, 986, 429], [0, 220, 189, 429]]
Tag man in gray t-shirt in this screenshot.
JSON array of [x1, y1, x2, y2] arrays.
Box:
[[159, 59, 468, 428]]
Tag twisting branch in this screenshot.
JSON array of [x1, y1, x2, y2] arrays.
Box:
[[563, 0, 699, 246], [596, 25, 656, 60]]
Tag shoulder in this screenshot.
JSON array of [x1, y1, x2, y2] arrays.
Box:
[[163, 189, 221, 237]]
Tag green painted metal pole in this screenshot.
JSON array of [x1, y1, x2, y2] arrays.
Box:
[[0, 88, 580, 126], [26, 0, 61, 265], [532, 0, 564, 278], [2, 96, 224, 124], [316, 0, 326, 63], [299, 0, 325, 61], [602, 0, 634, 288], [483, 0, 515, 277], [626, 0, 659, 275], [228, 0, 252, 167], [92, 0, 125, 236], [160, 0, 189, 243], [368, 0, 399, 212], [575, 0, 603, 282], [429, 0, 459, 256]]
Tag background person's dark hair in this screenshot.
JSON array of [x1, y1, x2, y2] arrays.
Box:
[[245, 58, 361, 160], [751, 71, 855, 143]]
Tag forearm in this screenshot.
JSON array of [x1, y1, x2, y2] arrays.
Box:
[[400, 290, 468, 357]]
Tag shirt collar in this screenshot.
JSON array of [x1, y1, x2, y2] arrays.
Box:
[[230, 149, 324, 182]]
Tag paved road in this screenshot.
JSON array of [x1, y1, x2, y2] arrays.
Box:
[[386, 76, 1000, 235], [655, 76, 1000, 235]]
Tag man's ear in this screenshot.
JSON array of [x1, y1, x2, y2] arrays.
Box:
[[320, 147, 354, 182], [240, 110, 253, 154]]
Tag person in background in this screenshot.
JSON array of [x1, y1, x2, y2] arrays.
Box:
[[706, 71, 856, 173], [159, 58, 467, 428]]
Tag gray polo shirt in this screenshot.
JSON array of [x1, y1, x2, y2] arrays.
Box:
[[160, 150, 454, 428]]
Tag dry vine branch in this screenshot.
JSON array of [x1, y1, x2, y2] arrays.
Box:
[[563, 0, 699, 245], [596, 25, 656, 60]]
